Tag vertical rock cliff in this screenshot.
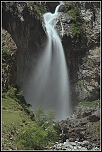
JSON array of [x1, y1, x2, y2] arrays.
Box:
[[53, 2, 100, 105], [2, 2, 47, 89]]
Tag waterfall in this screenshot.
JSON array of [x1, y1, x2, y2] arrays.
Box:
[[24, 3, 72, 121]]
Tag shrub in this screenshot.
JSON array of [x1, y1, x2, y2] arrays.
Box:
[[3, 85, 28, 105], [16, 124, 53, 150], [16, 105, 61, 150], [34, 105, 56, 125]]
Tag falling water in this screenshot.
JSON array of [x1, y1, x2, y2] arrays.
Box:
[[24, 3, 72, 121]]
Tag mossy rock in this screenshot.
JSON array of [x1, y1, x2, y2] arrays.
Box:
[[65, 2, 86, 45], [79, 99, 100, 108]]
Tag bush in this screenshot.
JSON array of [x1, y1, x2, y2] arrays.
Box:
[[34, 105, 55, 125], [16, 125, 48, 150], [2, 85, 28, 105], [16, 105, 61, 150], [16, 123, 60, 150]]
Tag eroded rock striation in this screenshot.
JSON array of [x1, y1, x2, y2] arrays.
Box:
[[2, 2, 46, 88]]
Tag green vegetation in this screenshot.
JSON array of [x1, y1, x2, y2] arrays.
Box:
[[92, 121, 100, 135], [76, 80, 83, 85], [2, 45, 12, 69], [34, 2, 46, 14], [2, 88, 34, 150], [2, 86, 61, 150], [89, 121, 100, 144], [16, 105, 61, 150], [2, 45, 12, 57], [2, 44, 16, 90], [79, 99, 100, 108], [34, 104, 55, 124], [3, 85, 29, 106], [27, 2, 47, 20], [65, 2, 86, 44], [16, 125, 48, 150]]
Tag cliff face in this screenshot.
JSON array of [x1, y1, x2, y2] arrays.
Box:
[[2, 28, 17, 88], [2, 2, 100, 104], [2, 2, 47, 88], [70, 2, 100, 103], [54, 2, 100, 104]]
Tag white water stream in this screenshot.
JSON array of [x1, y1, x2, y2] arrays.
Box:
[[24, 2, 72, 121]]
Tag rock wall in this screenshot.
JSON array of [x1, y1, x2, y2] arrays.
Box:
[[2, 2, 46, 88], [54, 2, 100, 104], [73, 2, 100, 102], [2, 28, 17, 88], [75, 46, 100, 102]]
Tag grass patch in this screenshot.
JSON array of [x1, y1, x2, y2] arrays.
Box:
[[2, 97, 34, 131], [79, 99, 100, 108], [2, 93, 35, 150]]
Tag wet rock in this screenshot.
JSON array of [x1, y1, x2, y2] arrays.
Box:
[[88, 115, 100, 122], [82, 111, 92, 117], [50, 139, 100, 151], [2, 2, 46, 88], [80, 140, 89, 146], [60, 134, 67, 142], [55, 12, 72, 38], [58, 4, 65, 12], [58, 101, 100, 149]]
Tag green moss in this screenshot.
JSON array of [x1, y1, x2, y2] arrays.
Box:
[[65, 2, 86, 44], [68, 7, 80, 20], [34, 3, 46, 14], [80, 99, 100, 108], [2, 45, 16, 90], [2, 45, 12, 68], [76, 80, 83, 85], [92, 121, 100, 135], [27, 2, 47, 20], [2, 45, 12, 57]]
